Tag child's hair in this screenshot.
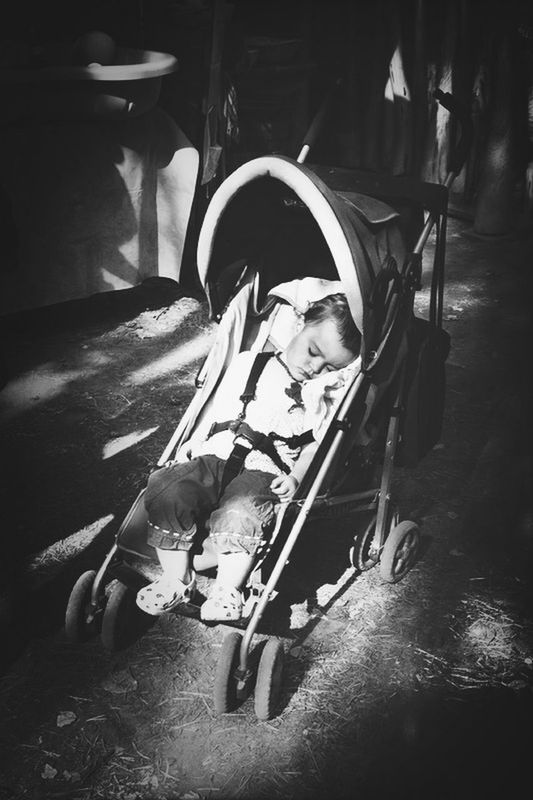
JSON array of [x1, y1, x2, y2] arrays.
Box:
[[304, 293, 361, 355]]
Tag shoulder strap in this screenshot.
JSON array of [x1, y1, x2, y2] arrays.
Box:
[[207, 350, 276, 440], [238, 351, 275, 417]]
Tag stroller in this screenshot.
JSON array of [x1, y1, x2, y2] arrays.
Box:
[[65, 89, 470, 721]]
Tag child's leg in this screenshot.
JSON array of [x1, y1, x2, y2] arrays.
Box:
[[201, 469, 277, 621], [136, 456, 225, 615], [157, 547, 193, 584], [191, 532, 218, 572], [215, 551, 256, 590]]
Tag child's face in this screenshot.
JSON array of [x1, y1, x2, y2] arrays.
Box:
[[284, 319, 356, 381]]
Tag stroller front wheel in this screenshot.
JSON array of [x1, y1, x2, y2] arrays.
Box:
[[101, 580, 151, 651], [254, 638, 284, 721], [213, 631, 243, 714], [380, 520, 420, 583], [65, 570, 102, 642]]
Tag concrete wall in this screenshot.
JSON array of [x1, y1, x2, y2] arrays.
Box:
[[0, 107, 198, 313]]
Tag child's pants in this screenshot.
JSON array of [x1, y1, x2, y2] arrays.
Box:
[[144, 454, 277, 555]]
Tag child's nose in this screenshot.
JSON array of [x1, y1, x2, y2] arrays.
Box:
[[308, 356, 326, 376]]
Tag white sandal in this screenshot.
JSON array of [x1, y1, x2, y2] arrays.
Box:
[[200, 582, 243, 622], [136, 574, 196, 616]]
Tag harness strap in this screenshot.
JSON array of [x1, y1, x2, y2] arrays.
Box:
[[222, 441, 259, 489], [270, 428, 315, 449], [225, 421, 291, 478], [207, 351, 314, 490], [238, 351, 274, 416], [208, 419, 314, 450]]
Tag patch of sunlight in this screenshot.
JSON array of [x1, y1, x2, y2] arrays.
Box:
[[83, 350, 112, 367], [287, 569, 411, 714], [289, 565, 387, 631], [0, 365, 90, 418], [384, 44, 411, 102], [486, 140, 509, 168], [436, 70, 452, 146], [461, 595, 516, 662], [102, 426, 159, 459], [128, 329, 214, 385], [133, 297, 205, 338], [314, 566, 356, 607], [27, 514, 114, 575], [100, 263, 138, 292]]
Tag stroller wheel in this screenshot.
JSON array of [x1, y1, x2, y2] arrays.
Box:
[[213, 631, 243, 714], [380, 520, 420, 583], [350, 516, 379, 572], [101, 580, 150, 651], [254, 638, 284, 721], [65, 570, 101, 642]]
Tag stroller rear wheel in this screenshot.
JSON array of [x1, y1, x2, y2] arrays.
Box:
[[65, 570, 102, 642], [101, 580, 150, 651], [254, 638, 284, 721], [213, 631, 243, 714], [380, 520, 420, 583]]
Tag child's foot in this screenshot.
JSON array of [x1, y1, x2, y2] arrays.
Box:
[[200, 582, 243, 622], [136, 573, 196, 615]]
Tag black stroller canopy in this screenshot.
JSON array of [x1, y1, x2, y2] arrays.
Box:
[[197, 156, 406, 335]]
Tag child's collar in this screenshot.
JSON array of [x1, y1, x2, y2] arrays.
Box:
[[274, 352, 304, 411]]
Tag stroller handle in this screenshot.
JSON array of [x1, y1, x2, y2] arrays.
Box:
[[434, 89, 473, 178], [297, 77, 342, 163]]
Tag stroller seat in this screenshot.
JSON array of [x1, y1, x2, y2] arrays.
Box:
[[115, 276, 362, 583]]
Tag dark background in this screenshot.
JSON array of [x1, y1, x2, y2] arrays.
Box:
[[3, 0, 533, 229]]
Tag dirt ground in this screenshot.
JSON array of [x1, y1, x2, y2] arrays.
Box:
[[0, 217, 532, 800]]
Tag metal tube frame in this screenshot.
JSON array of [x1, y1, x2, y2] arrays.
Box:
[[88, 490, 146, 618], [237, 369, 364, 673], [373, 367, 406, 553], [238, 424, 347, 673]]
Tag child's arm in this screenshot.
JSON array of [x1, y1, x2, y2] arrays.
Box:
[[270, 441, 318, 501]]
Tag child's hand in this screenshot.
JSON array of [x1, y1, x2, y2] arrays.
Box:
[[270, 474, 299, 502]]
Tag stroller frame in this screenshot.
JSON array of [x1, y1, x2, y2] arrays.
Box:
[[65, 89, 471, 720]]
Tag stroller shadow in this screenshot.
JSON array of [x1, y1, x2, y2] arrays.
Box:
[[259, 521, 362, 717], [262, 511, 371, 631], [258, 511, 431, 717]]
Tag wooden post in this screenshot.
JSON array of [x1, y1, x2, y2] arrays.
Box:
[[473, 33, 516, 235], [201, 0, 226, 189]]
